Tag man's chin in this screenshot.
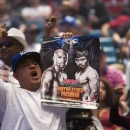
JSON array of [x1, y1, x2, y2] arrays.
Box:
[[31, 81, 41, 87], [79, 67, 85, 70]]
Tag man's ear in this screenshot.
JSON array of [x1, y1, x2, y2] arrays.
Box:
[[13, 73, 18, 80]]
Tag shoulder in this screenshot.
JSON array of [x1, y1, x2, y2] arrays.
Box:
[[42, 67, 54, 78], [87, 66, 99, 78], [87, 66, 98, 74]]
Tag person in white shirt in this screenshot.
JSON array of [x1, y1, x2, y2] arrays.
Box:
[[0, 50, 68, 130], [0, 24, 75, 130]]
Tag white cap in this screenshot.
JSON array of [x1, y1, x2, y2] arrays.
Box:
[[7, 28, 28, 50]]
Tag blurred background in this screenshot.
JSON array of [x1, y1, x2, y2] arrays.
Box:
[[2, 0, 130, 129]]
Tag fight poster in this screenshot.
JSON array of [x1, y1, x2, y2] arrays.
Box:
[[41, 35, 100, 109]]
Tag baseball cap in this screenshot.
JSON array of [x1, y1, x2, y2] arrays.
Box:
[[12, 51, 41, 72], [60, 16, 78, 27], [7, 28, 28, 49]]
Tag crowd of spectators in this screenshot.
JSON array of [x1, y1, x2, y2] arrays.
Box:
[[1, 0, 130, 130]]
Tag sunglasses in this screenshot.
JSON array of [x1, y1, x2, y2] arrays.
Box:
[[0, 42, 15, 48]]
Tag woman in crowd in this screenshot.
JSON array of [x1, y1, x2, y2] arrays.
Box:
[[99, 77, 122, 130]]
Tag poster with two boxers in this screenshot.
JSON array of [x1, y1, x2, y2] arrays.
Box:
[[40, 35, 100, 109]]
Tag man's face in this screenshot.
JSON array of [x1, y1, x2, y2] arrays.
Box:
[[54, 49, 67, 68], [1, 37, 24, 64], [14, 58, 42, 92], [75, 56, 88, 70]]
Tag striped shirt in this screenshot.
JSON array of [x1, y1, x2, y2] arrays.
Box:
[[0, 60, 20, 87], [101, 66, 125, 87]]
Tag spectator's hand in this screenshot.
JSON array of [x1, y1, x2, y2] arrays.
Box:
[[60, 32, 74, 39], [91, 116, 104, 130], [45, 16, 57, 31], [0, 24, 7, 43], [112, 87, 124, 106], [85, 116, 104, 130]]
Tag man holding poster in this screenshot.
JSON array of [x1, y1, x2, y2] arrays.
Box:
[[73, 49, 99, 102], [41, 49, 68, 100]]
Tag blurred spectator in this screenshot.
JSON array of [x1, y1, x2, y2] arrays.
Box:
[[21, 0, 52, 20], [0, 0, 21, 30], [8, 0, 25, 18], [86, 0, 109, 29], [101, 7, 130, 37], [58, 15, 88, 36], [58, 16, 79, 35], [109, 87, 130, 130], [112, 21, 130, 59], [100, 47, 126, 101], [0, 27, 28, 87], [21, 0, 52, 33], [76, 0, 88, 21], [99, 78, 122, 130], [24, 23, 41, 52], [58, 0, 79, 18]]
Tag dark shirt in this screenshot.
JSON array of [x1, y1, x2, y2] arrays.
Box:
[[116, 21, 130, 38], [109, 105, 130, 129]]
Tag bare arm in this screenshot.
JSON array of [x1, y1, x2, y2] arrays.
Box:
[[88, 69, 99, 100], [109, 87, 128, 129], [41, 70, 53, 99], [112, 33, 122, 45], [101, 23, 110, 37]]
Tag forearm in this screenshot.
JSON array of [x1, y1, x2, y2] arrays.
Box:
[[90, 88, 98, 99], [43, 29, 51, 38], [89, 79, 98, 99], [101, 23, 110, 37], [112, 33, 122, 45]]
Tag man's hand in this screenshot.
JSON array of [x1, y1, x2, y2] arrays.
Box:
[[45, 16, 57, 31], [43, 16, 57, 37], [60, 32, 74, 39], [112, 87, 124, 106], [0, 24, 7, 43]]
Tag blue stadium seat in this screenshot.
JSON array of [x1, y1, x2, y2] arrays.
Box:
[[100, 37, 118, 64], [88, 29, 102, 37]]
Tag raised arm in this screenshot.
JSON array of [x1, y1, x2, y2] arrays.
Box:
[[109, 87, 129, 129], [0, 23, 7, 43]]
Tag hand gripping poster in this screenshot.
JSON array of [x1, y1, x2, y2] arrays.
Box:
[[41, 35, 100, 109]]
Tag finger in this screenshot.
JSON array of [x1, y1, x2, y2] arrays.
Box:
[[0, 23, 6, 28], [68, 32, 74, 37], [60, 32, 66, 38], [51, 17, 57, 24], [0, 28, 7, 40]]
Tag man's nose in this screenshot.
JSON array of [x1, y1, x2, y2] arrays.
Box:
[[79, 60, 82, 64], [61, 58, 65, 62], [29, 64, 36, 69]]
